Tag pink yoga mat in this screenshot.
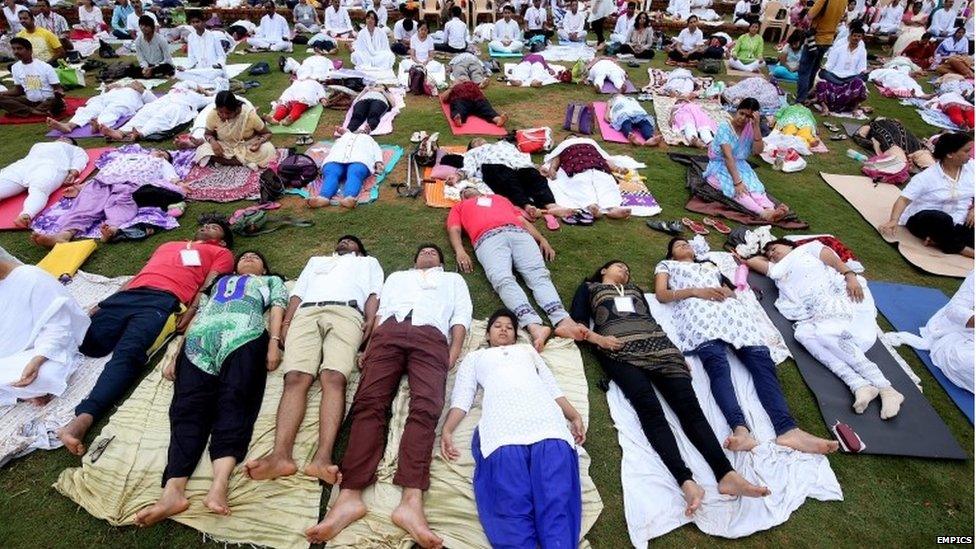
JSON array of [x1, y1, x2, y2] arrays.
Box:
[[600, 79, 638, 94], [341, 105, 398, 136], [439, 101, 508, 136], [592, 101, 634, 144], [0, 146, 111, 230], [0, 96, 87, 125], [45, 115, 134, 138]]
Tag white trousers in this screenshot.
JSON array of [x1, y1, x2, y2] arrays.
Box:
[[549, 168, 623, 211], [0, 164, 64, 217], [679, 124, 714, 144], [728, 58, 762, 72], [0, 350, 78, 406], [489, 39, 524, 52], [247, 37, 292, 51]]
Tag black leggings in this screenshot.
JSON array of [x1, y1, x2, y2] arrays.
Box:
[[450, 98, 498, 123], [162, 334, 269, 484], [619, 44, 655, 59], [434, 42, 468, 53], [481, 164, 555, 208], [347, 98, 389, 132], [124, 63, 175, 78], [905, 209, 974, 254], [600, 355, 733, 486]]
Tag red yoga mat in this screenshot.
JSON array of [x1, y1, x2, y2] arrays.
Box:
[[439, 101, 508, 136], [0, 96, 87, 125]]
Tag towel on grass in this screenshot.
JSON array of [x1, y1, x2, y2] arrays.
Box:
[[302, 141, 404, 204], [0, 271, 128, 467], [917, 109, 962, 131], [268, 105, 324, 135], [0, 96, 86, 125], [652, 95, 731, 146], [182, 149, 288, 202], [610, 292, 842, 546], [325, 320, 603, 548], [489, 47, 524, 58], [340, 88, 406, 135], [617, 172, 662, 217]]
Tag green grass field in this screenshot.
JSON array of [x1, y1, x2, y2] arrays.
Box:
[[0, 37, 972, 549]]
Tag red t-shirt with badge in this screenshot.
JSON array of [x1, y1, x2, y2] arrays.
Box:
[[446, 194, 524, 244], [128, 241, 235, 304]]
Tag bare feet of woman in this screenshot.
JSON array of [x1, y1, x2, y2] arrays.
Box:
[[307, 196, 331, 208], [339, 196, 358, 209], [493, 113, 508, 127], [509, 79, 523, 86], [13, 214, 30, 229], [723, 426, 759, 452], [203, 481, 232, 516], [57, 414, 92, 456], [245, 454, 298, 480], [46, 117, 74, 133], [392, 498, 443, 549], [775, 428, 840, 454], [101, 127, 125, 141], [32, 230, 74, 248], [99, 224, 118, 243], [645, 135, 663, 147], [680, 479, 706, 516], [545, 205, 574, 218], [852, 385, 880, 414], [691, 136, 705, 149], [305, 490, 368, 544], [530, 80, 543, 88], [23, 394, 53, 406], [605, 207, 632, 219], [305, 460, 342, 485], [717, 471, 770, 498], [135, 490, 190, 527], [526, 323, 553, 352], [553, 318, 589, 341]]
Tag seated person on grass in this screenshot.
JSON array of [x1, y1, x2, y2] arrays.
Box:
[[524, 0, 554, 40], [351, 10, 396, 71], [728, 21, 764, 72], [323, 0, 355, 38], [16, 10, 64, 63], [311, 132, 385, 209], [247, 2, 293, 52], [0, 138, 86, 229], [619, 11, 655, 59], [0, 37, 65, 119], [558, 0, 587, 42], [440, 80, 508, 128], [435, 5, 468, 52], [489, 6, 524, 52], [194, 91, 277, 171], [131, 15, 175, 78], [47, 81, 155, 137], [666, 15, 705, 65]]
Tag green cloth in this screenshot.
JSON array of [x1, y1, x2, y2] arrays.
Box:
[[268, 105, 324, 135], [184, 274, 287, 375], [732, 33, 764, 64], [774, 104, 817, 130]]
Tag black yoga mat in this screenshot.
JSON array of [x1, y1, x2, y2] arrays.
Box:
[[750, 273, 966, 460]]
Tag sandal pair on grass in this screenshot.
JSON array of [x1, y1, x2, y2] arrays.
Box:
[[646, 217, 731, 236]]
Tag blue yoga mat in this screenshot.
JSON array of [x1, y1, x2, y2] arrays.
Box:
[[869, 281, 974, 425]]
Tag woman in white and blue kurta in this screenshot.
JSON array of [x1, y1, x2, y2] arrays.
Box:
[[440, 308, 586, 548]]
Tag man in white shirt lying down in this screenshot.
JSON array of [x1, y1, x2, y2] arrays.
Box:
[[306, 244, 472, 548]]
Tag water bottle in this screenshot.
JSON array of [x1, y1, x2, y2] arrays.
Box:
[[735, 263, 750, 292], [846, 149, 868, 163]]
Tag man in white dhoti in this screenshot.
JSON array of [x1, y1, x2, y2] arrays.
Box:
[[323, 0, 355, 37], [489, 6, 524, 52], [558, 0, 587, 42], [0, 260, 89, 406], [0, 138, 87, 228], [247, 2, 293, 52], [870, 0, 905, 34], [102, 83, 212, 142], [46, 81, 156, 136], [350, 10, 395, 70]]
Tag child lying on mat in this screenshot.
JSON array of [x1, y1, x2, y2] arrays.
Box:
[[440, 80, 508, 128], [669, 98, 717, 148], [607, 94, 662, 146], [265, 77, 327, 127], [0, 138, 87, 229]]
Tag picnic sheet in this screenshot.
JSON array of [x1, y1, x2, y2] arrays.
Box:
[[325, 320, 603, 548], [750, 273, 967, 459], [0, 271, 129, 467], [599, 79, 638, 94], [45, 115, 133, 139], [0, 147, 111, 230], [439, 101, 508, 136], [870, 281, 974, 424], [303, 141, 404, 204], [182, 149, 288, 202], [819, 172, 972, 278], [54, 337, 325, 549], [268, 105, 324, 135], [340, 88, 406, 135], [423, 145, 467, 208], [610, 293, 842, 545], [0, 96, 87, 125], [652, 95, 731, 146]]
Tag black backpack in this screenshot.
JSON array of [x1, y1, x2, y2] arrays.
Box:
[[277, 154, 319, 188], [259, 169, 286, 203]]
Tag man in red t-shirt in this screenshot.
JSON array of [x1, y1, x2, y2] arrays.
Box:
[[58, 218, 235, 456], [446, 185, 587, 350], [439, 79, 508, 128]]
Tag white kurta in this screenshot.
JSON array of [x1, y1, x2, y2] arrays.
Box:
[[559, 10, 586, 41], [186, 29, 227, 69], [277, 78, 327, 106], [923, 272, 975, 392], [248, 13, 292, 51], [285, 54, 335, 80], [69, 86, 155, 127], [489, 18, 524, 52], [611, 13, 636, 43], [588, 59, 626, 88], [351, 27, 395, 70], [0, 266, 90, 406], [121, 87, 210, 135], [324, 5, 354, 35]]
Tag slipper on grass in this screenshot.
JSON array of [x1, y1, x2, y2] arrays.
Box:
[[702, 216, 731, 234], [646, 219, 683, 235], [681, 217, 709, 235], [544, 213, 560, 231]]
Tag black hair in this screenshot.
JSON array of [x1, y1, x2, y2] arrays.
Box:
[[586, 259, 629, 283], [736, 97, 761, 112], [337, 234, 368, 256], [627, 1, 637, 7], [762, 238, 797, 254], [466, 138, 484, 150], [403, 18, 414, 31], [188, 10, 203, 21], [265, 0, 275, 9], [933, 132, 974, 160], [139, 14, 155, 27], [157, 149, 173, 163], [414, 242, 445, 264], [954, 25, 966, 33], [418, 20, 429, 30], [748, 19, 761, 29], [234, 249, 280, 278], [848, 21, 865, 35], [450, 5, 462, 17], [10, 37, 31, 50], [687, 14, 699, 23], [37, 0, 50, 6], [787, 29, 804, 46], [502, 4, 514, 11], [64, 136, 78, 146], [635, 11, 650, 27], [18, 9, 33, 20], [197, 213, 234, 249], [486, 308, 518, 334], [365, 9, 378, 23], [214, 90, 243, 111], [920, 31, 932, 40]]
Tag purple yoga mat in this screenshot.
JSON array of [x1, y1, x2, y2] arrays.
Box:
[[45, 115, 134, 139], [600, 79, 638, 94]]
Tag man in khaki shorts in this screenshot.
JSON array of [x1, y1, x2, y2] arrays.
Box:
[[246, 235, 383, 484]]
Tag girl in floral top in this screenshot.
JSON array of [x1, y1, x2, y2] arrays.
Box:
[[655, 238, 838, 455], [136, 251, 287, 527]]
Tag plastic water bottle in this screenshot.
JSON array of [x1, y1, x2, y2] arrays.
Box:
[[734, 264, 750, 292], [846, 149, 868, 163]]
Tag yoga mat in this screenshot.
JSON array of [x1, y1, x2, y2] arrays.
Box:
[[593, 101, 636, 144], [423, 145, 467, 208], [0, 96, 86, 125], [303, 142, 403, 204], [870, 281, 974, 424], [600, 78, 638, 94], [45, 115, 133, 139], [488, 47, 524, 58], [750, 273, 966, 459], [268, 105, 324, 135], [819, 172, 972, 278], [339, 89, 405, 136], [439, 101, 508, 136], [0, 147, 111, 230]]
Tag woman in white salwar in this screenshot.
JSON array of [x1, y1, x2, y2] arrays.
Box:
[[350, 11, 395, 71], [397, 22, 445, 88], [743, 239, 905, 419], [101, 83, 212, 142], [0, 260, 89, 406], [542, 136, 631, 220]]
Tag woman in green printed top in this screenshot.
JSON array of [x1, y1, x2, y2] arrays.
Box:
[[135, 251, 287, 527], [728, 21, 765, 73]]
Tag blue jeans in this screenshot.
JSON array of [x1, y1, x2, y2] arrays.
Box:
[[770, 64, 798, 82], [695, 340, 797, 436], [321, 161, 370, 200], [620, 117, 654, 140], [795, 43, 829, 103]]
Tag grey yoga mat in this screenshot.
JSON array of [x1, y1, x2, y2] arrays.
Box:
[[750, 273, 966, 460]]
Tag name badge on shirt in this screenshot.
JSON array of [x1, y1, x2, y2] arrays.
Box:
[[180, 249, 202, 267], [476, 196, 493, 207], [614, 296, 635, 313]]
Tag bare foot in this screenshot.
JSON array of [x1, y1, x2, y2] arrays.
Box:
[[691, 136, 705, 148], [553, 318, 588, 341], [723, 426, 759, 452], [245, 455, 298, 481], [392, 502, 443, 549], [282, 115, 296, 126], [58, 414, 92, 455], [452, 114, 463, 127], [338, 196, 358, 209], [645, 135, 663, 147], [544, 205, 574, 218], [23, 394, 53, 406], [587, 204, 602, 219], [32, 231, 74, 248], [879, 386, 904, 419], [203, 482, 231, 516], [525, 323, 552, 352], [13, 214, 30, 229], [135, 491, 190, 527], [99, 224, 118, 243], [680, 479, 705, 516], [605, 207, 631, 219], [47, 117, 74, 133], [305, 490, 368, 544], [334, 125, 349, 136], [530, 80, 542, 88], [775, 428, 840, 454], [493, 113, 508, 127], [305, 461, 342, 485], [101, 127, 125, 141], [717, 471, 770, 498], [509, 79, 523, 86], [628, 134, 643, 146], [852, 385, 880, 414], [307, 196, 331, 208]]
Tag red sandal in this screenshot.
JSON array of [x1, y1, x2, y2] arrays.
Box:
[[681, 217, 709, 235], [702, 217, 731, 234]]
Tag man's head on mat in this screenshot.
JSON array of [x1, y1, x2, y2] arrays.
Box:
[[459, 185, 484, 200], [486, 308, 518, 347], [414, 243, 445, 269], [9, 37, 32, 62], [236, 250, 271, 276], [336, 235, 368, 256], [588, 259, 630, 285], [214, 91, 244, 121], [762, 239, 797, 263], [501, 5, 514, 19], [18, 9, 35, 32], [195, 215, 233, 248]]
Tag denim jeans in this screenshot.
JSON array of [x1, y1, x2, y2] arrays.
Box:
[[620, 117, 654, 140], [320, 161, 370, 199], [795, 43, 829, 103]]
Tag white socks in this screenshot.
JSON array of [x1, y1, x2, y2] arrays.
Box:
[[852, 385, 880, 414], [852, 385, 904, 419]]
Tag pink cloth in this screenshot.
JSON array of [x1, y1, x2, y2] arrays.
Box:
[[671, 102, 717, 131], [729, 191, 774, 213]]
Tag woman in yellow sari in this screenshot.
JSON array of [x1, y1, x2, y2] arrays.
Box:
[[194, 91, 276, 171]]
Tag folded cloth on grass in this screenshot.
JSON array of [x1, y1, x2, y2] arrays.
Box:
[[671, 153, 809, 229], [106, 77, 169, 89], [268, 104, 324, 135], [0, 96, 86, 125], [439, 101, 508, 136], [600, 79, 638, 94], [819, 172, 971, 277], [339, 88, 406, 135], [872, 280, 974, 424], [652, 95, 731, 146], [182, 148, 288, 202], [750, 273, 966, 459], [0, 146, 111, 231], [0, 271, 128, 467], [423, 145, 468, 208], [54, 336, 324, 549], [324, 319, 603, 548], [45, 115, 134, 139], [611, 289, 841, 545], [301, 140, 404, 204]]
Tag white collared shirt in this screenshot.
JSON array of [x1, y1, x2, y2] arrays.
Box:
[[443, 17, 468, 49], [324, 5, 354, 34], [525, 5, 547, 29], [377, 267, 472, 339], [290, 253, 385, 307], [899, 160, 975, 225], [561, 9, 586, 33], [493, 18, 521, 41], [186, 29, 227, 68]]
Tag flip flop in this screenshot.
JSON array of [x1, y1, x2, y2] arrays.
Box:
[[702, 216, 731, 234], [561, 214, 579, 225], [575, 209, 595, 226], [543, 214, 560, 231], [823, 121, 840, 132], [646, 219, 681, 235], [681, 217, 709, 235]]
